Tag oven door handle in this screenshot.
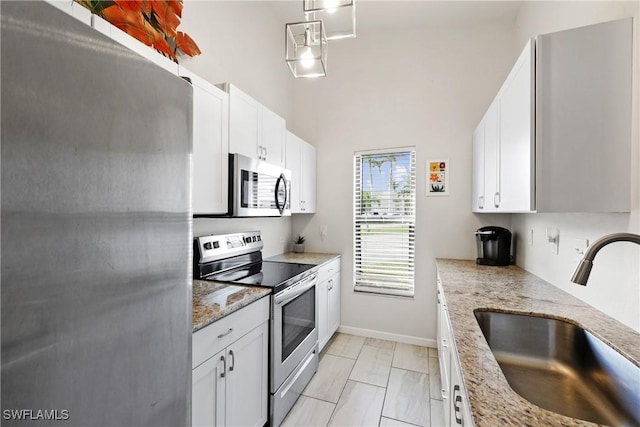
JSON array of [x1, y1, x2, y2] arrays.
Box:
[[275, 274, 317, 306]]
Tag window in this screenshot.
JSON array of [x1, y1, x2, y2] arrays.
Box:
[[354, 148, 416, 297]]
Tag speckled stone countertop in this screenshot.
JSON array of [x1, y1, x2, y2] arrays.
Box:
[[435, 258, 640, 427], [192, 280, 271, 333], [265, 252, 341, 265]]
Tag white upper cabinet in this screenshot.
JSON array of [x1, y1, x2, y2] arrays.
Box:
[[223, 84, 286, 167], [472, 41, 534, 213], [227, 84, 261, 161], [535, 18, 632, 213], [301, 141, 317, 213], [286, 131, 317, 214], [472, 18, 631, 213], [261, 107, 286, 167], [182, 70, 229, 215], [471, 121, 485, 211], [497, 40, 535, 212], [286, 132, 302, 212]]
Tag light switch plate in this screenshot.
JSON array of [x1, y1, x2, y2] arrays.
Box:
[[546, 228, 559, 254]]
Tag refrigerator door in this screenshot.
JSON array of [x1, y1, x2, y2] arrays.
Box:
[[1, 2, 192, 426]]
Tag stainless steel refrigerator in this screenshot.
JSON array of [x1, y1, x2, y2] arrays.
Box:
[[1, 2, 192, 426]]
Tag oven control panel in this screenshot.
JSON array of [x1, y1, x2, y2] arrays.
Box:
[[195, 231, 263, 263]]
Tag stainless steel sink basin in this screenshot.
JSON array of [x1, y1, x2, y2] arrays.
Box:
[[474, 310, 640, 426]]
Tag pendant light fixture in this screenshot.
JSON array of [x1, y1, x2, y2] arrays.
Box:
[[285, 0, 355, 78], [285, 20, 328, 78], [304, 0, 356, 40]]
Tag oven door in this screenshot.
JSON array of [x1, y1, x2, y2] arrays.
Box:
[[231, 153, 291, 217], [272, 273, 318, 390]]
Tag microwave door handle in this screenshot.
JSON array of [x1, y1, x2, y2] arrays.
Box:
[[275, 173, 287, 214], [275, 274, 317, 306]]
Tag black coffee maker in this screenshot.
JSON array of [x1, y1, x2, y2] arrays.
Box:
[[476, 226, 512, 266]]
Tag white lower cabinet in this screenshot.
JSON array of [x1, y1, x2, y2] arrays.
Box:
[[437, 275, 473, 426], [192, 298, 269, 427], [316, 258, 341, 351]]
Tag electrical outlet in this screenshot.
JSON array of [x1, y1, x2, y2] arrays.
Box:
[[572, 238, 589, 259], [528, 229, 534, 246], [279, 236, 285, 244], [319, 224, 328, 240]]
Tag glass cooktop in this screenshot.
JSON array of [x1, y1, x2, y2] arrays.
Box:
[[210, 261, 316, 293]]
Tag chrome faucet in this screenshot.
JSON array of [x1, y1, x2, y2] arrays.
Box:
[[571, 233, 640, 285]]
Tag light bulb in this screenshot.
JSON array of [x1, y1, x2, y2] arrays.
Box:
[[325, 0, 338, 13], [300, 46, 315, 69]]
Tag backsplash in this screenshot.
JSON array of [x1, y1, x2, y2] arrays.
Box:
[[512, 213, 639, 332], [193, 217, 293, 258]]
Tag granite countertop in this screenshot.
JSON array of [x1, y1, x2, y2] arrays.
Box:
[[192, 280, 271, 333], [435, 258, 640, 427], [265, 252, 341, 265]]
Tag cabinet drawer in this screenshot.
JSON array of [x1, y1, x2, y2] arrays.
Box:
[[193, 296, 269, 369], [317, 258, 341, 284]]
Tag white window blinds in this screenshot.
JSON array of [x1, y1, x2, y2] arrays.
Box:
[[353, 149, 416, 297]]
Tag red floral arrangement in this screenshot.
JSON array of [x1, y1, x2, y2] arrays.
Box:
[[75, 0, 201, 62]]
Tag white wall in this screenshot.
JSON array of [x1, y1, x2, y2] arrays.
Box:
[[291, 19, 515, 344], [180, 1, 295, 256], [510, 1, 640, 332]]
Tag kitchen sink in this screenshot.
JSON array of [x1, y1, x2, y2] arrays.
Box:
[[474, 310, 640, 426]]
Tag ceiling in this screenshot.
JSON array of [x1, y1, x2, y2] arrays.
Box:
[[269, 1, 522, 34]]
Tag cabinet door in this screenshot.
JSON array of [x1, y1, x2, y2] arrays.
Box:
[[498, 40, 535, 212], [191, 76, 229, 215], [286, 131, 303, 213], [536, 19, 632, 213], [228, 85, 261, 160], [437, 287, 451, 423], [449, 351, 473, 426], [261, 107, 286, 167], [301, 141, 317, 213], [327, 272, 340, 337], [316, 278, 329, 350], [192, 351, 226, 427], [483, 100, 499, 212], [225, 322, 269, 427], [471, 121, 485, 212]]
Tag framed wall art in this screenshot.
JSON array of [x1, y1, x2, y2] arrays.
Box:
[[427, 159, 449, 196]]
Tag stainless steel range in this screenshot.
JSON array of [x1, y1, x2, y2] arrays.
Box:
[[193, 231, 319, 427]]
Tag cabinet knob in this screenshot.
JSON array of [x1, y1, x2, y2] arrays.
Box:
[[478, 196, 484, 209]]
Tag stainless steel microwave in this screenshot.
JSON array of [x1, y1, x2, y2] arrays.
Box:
[[229, 153, 291, 217]]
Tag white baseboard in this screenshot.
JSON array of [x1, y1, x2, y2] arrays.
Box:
[[337, 325, 436, 348]]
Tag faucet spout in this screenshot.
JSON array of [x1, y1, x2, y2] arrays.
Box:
[[570, 233, 640, 285]]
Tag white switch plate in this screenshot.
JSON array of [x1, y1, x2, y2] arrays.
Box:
[[546, 228, 559, 254], [528, 229, 534, 246], [319, 224, 328, 240]]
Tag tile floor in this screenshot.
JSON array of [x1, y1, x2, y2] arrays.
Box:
[[282, 333, 444, 427]]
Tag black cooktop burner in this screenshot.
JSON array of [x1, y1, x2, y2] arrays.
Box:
[[209, 261, 316, 294]]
